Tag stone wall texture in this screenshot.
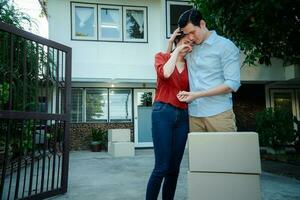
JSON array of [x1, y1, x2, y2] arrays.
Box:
[[70, 123, 134, 150]]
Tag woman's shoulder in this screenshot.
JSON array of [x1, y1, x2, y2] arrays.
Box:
[[155, 52, 171, 60]]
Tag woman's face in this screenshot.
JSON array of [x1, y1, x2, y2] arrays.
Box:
[[177, 35, 192, 55]]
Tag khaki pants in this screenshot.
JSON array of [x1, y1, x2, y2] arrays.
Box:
[[189, 109, 237, 132]]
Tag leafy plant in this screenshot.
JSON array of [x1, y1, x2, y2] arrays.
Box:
[[255, 107, 295, 148], [191, 0, 300, 66], [91, 128, 103, 142], [0, 82, 9, 110], [0, 0, 33, 30], [140, 92, 152, 107], [294, 117, 300, 144]]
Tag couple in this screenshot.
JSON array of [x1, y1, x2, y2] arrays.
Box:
[[146, 8, 241, 200]]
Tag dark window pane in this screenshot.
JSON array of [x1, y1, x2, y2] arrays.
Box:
[[71, 89, 83, 122], [86, 89, 108, 122], [169, 4, 192, 34]]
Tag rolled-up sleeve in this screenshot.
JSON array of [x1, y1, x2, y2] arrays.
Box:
[[155, 52, 170, 80], [221, 41, 241, 92]]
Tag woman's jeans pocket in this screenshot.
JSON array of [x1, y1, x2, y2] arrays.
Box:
[[152, 102, 166, 112]]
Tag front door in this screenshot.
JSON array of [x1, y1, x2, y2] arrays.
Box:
[[134, 89, 155, 147]]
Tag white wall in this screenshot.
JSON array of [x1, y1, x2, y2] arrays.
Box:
[[48, 0, 289, 84], [240, 55, 286, 82], [48, 0, 162, 82]]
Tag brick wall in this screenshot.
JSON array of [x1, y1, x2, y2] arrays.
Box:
[[70, 123, 134, 150]]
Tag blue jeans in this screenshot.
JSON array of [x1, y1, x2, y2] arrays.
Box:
[[146, 102, 189, 200]]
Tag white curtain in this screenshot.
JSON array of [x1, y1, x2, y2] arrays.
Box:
[[76, 7, 93, 27], [130, 10, 144, 32]]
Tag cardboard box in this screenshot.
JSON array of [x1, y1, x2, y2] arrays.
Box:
[[108, 142, 135, 157], [188, 132, 261, 174], [188, 171, 261, 200], [108, 129, 131, 142]]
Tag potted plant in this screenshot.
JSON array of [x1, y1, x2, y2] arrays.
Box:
[[90, 128, 103, 152]]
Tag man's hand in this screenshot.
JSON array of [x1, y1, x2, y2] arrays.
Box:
[[177, 91, 198, 103]]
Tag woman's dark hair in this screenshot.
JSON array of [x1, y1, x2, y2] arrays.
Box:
[[173, 31, 186, 46], [178, 8, 203, 29]]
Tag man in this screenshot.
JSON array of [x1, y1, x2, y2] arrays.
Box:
[[177, 8, 241, 132]]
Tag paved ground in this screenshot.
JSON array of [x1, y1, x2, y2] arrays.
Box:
[[49, 149, 300, 200]]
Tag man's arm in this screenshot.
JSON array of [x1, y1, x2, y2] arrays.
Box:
[[177, 84, 232, 103]]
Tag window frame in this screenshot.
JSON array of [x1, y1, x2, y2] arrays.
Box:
[[71, 3, 98, 40], [98, 5, 123, 41], [270, 89, 297, 116], [165, 0, 193, 38], [71, 2, 148, 43], [123, 6, 148, 43]]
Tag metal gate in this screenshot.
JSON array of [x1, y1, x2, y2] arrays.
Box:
[[0, 21, 71, 199]]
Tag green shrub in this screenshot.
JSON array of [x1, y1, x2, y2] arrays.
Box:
[[91, 128, 102, 142], [255, 107, 295, 148]]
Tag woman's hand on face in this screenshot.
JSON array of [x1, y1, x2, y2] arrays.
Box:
[[177, 91, 196, 103], [174, 43, 192, 54], [169, 28, 181, 43]]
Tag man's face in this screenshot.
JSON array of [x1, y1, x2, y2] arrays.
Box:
[[182, 22, 204, 45]]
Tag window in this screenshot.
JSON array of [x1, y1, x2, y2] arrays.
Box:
[[69, 88, 133, 123], [71, 3, 148, 42], [72, 3, 97, 40], [86, 89, 108, 122], [270, 89, 297, 116], [109, 89, 132, 122], [98, 5, 122, 41], [123, 6, 147, 42], [166, 1, 193, 38], [71, 89, 83, 122]]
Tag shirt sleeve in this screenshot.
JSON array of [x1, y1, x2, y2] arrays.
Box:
[[221, 40, 241, 92], [154, 52, 170, 80]]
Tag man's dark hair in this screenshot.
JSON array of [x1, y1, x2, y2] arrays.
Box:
[[178, 8, 203, 29]]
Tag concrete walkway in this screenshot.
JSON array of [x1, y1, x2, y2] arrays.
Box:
[[49, 149, 300, 200]]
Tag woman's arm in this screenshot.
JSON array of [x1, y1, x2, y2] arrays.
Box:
[[166, 28, 181, 53], [163, 44, 191, 78]]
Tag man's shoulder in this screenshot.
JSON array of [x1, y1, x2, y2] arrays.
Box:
[[216, 35, 237, 48]]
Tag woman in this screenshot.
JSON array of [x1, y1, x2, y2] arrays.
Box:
[[146, 29, 192, 200]]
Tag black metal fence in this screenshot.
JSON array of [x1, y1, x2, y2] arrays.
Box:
[[0, 21, 71, 199]]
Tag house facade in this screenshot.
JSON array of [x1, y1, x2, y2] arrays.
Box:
[[47, 0, 300, 150]]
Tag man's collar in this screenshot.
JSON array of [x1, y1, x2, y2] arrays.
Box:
[[203, 31, 217, 45]]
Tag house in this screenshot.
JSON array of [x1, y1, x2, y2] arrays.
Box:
[[46, 0, 300, 150]]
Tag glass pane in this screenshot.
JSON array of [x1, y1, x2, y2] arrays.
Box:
[[71, 89, 83, 122], [274, 92, 293, 113], [75, 6, 95, 37], [126, 9, 144, 39], [86, 89, 108, 122], [100, 8, 121, 39], [109, 90, 132, 122], [170, 4, 192, 34], [137, 91, 154, 143]]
